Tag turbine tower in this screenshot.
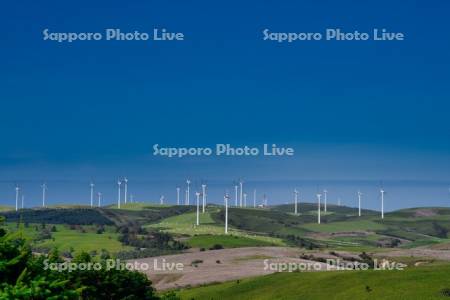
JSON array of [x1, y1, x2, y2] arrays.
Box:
[[15, 185, 20, 211], [323, 189, 328, 213], [160, 195, 164, 205], [380, 188, 385, 219], [201, 184, 206, 213], [117, 179, 122, 209], [123, 178, 128, 204], [41, 182, 47, 208], [195, 191, 200, 226], [97, 192, 102, 207], [294, 189, 299, 215], [253, 189, 256, 208], [90, 182, 95, 207], [357, 190, 362, 217], [176, 187, 180, 205], [21, 195, 24, 209], [224, 192, 229, 234], [317, 193, 322, 224], [186, 179, 191, 205], [243, 193, 247, 207], [239, 180, 243, 207], [234, 184, 238, 207]]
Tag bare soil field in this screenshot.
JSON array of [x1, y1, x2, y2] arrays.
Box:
[[130, 247, 330, 290]]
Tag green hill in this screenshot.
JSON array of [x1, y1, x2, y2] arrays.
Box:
[[179, 264, 450, 300]]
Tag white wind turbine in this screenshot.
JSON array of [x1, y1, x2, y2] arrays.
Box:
[[160, 195, 165, 205], [15, 185, 20, 211], [21, 194, 24, 209], [186, 179, 191, 205], [243, 192, 247, 207], [239, 180, 244, 207], [201, 184, 207, 213], [176, 187, 180, 205], [90, 182, 95, 207], [380, 188, 385, 219], [224, 192, 229, 234], [41, 182, 47, 208], [195, 191, 200, 226], [123, 178, 128, 204], [234, 184, 238, 207], [117, 179, 122, 209], [323, 189, 328, 213], [97, 192, 102, 207], [357, 190, 363, 217], [317, 193, 322, 224], [294, 189, 299, 215]]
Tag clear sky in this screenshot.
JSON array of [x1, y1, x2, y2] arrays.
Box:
[[0, 1, 449, 208]]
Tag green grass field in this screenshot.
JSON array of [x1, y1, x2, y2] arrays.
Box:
[[178, 264, 450, 299], [187, 234, 278, 249], [108, 202, 175, 210], [301, 219, 387, 233], [2, 223, 131, 255], [149, 210, 285, 246], [36, 225, 132, 255]]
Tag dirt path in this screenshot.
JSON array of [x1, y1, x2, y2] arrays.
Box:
[[129, 247, 329, 290]]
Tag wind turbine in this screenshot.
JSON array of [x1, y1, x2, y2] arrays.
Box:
[[186, 179, 191, 205], [224, 192, 229, 234], [357, 190, 362, 217], [201, 184, 206, 213], [195, 191, 200, 226], [15, 185, 20, 211], [239, 180, 244, 207], [253, 189, 256, 208], [21, 194, 24, 209], [117, 179, 122, 209], [323, 189, 328, 213], [380, 188, 385, 219], [41, 182, 47, 208], [160, 195, 165, 205], [317, 193, 322, 224], [263, 194, 268, 207], [123, 178, 128, 204], [97, 192, 102, 207], [176, 187, 180, 205], [234, 184, 238, 207], [90, 182, 95, 207], [243, 192, 247, 207], [294, 189, 299, 215]]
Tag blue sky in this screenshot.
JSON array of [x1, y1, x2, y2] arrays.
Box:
[[0, 1, 449, 208]]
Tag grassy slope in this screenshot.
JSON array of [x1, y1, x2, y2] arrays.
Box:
[[149, 209, 285, 247], [179, 264, 450, 300], [187, 235, 277, 248], [37, 225, 131, 254], [301, 219, 387, 233], [3, 223, 131, 255]]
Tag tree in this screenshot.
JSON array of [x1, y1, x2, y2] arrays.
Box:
[[0, 217, 158, 299]]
